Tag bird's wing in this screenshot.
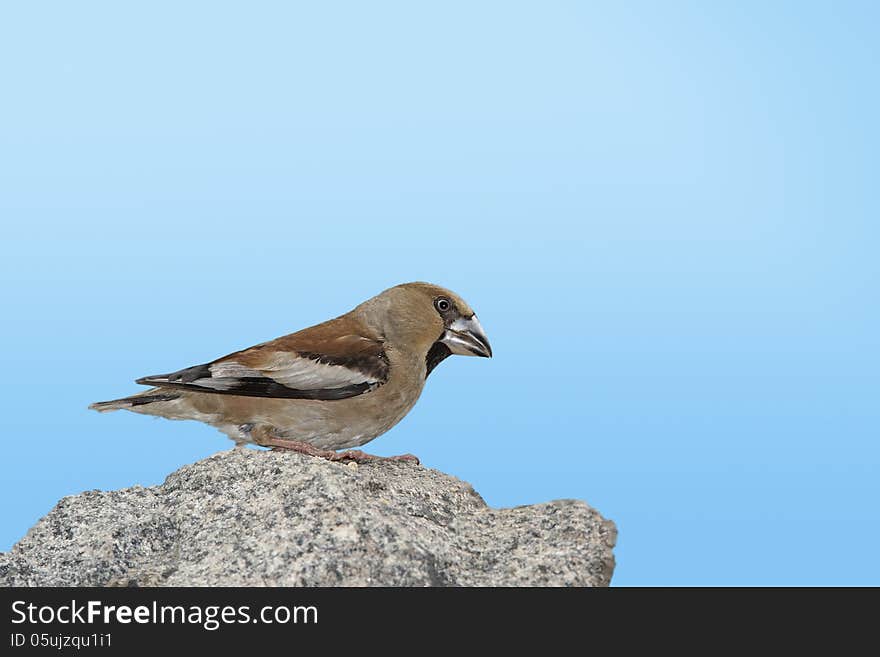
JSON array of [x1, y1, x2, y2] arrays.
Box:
[[136, 317, 389, 400]]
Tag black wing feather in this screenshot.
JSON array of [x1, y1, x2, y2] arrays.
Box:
[[135, 360, 381, 400]]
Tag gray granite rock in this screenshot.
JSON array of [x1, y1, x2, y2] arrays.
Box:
[[0, 449, 616, 586]]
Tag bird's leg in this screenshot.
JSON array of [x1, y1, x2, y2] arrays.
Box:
[[265, 437, 352, 460], [267, 437, 419, 465], [247, 425, 419, 465]]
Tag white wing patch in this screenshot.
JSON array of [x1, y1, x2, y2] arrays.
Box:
[[137, 347, 386, 400], [210, 355, 377, 390], [209, 362, 264, 378]]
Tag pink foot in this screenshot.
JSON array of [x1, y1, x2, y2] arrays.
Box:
[[254, 433, 419, 465]]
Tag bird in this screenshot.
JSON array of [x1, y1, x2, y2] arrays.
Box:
[[89, 282, 492, 463]]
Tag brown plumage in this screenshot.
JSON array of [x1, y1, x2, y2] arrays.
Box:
[[90, 282, 492, 458]]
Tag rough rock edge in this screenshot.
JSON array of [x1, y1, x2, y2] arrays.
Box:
[[0, 449, 616, 587]]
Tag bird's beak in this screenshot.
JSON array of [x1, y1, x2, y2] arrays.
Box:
[[441, 315, 493, 358]]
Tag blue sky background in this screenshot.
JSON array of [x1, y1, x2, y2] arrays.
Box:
[[1, 2, 878, 585]]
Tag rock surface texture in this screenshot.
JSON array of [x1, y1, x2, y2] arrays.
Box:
[[0, 449, 616, 586]]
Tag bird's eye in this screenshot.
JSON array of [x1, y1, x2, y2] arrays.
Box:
[[434, 297, 451, 313]]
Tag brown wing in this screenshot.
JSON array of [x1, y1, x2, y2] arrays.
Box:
[[136, 316, 389, 400]]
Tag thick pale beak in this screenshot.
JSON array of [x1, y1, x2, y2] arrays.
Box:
[[441, 315, 493, 358]]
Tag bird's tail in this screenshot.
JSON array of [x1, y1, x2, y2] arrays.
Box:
[[89, 391, 180, 413]]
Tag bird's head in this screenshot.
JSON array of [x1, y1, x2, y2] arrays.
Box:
[[358, 282, 492, 375]]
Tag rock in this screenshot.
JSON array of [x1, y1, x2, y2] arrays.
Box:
[[0, 449, 616, 586]]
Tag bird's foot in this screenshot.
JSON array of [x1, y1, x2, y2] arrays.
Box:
[[253, 433, 419, 465]]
